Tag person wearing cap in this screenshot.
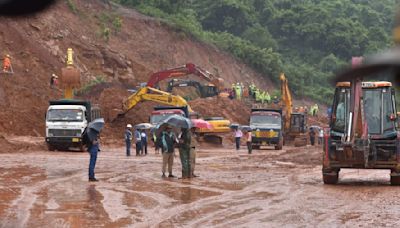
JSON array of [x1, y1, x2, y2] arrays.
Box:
[[125, 124, 133, 156], [160, 125, 177, 178]]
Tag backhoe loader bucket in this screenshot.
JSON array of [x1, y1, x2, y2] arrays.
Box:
[[60, 67, 80, 88]]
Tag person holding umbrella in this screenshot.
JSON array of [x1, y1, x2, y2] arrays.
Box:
[[134, 127, 142, 156], [85, 118, 104, 182], [125, 124, 132, 156], [160, 125, 177, 178], [179, 128, 191, 178]]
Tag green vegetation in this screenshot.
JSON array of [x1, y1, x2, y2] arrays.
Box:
[[76, 76, 106, 96], [97, 12, 124, 42], [113, 0, 398, 104], [66, 0, 78, 14]]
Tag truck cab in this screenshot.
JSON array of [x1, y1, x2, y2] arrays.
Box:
[[45, 100, 100, 151], [150, 108, 186, 126], [323, 81, 400, 184], [250, 108, 283, 150]]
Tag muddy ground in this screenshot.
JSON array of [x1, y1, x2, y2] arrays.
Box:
[[0, 137, 399, 227]]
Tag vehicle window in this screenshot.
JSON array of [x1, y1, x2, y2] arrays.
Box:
[[382, 89, 395, 133], [47, 109, 84, 122], [250, 115, 281, 125], [364, 89, 382, 134], [331, 88, 349, 132]]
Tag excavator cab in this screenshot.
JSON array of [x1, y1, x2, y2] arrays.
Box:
[[324, 81, 400, 185]]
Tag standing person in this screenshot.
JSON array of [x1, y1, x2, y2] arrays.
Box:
[[309, 128, 316, 146], [50, 73, 59, 89], [134, 128, 142, 156], [125, 124, 132, 156], [161, 126, 177, 178], [318, 128, 324, 145], [190, 126, 198, 177], [2, 54, 12, 73], [234, 128, 243, 150], [246, 130, 252, 154], [88, 132, 100, 182], [178, 128, 191, 178], [151, 128, 160, 154], [141, 129, 148, 155]]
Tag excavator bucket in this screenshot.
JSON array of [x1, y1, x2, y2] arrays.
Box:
[[60, 67, 80, 88]]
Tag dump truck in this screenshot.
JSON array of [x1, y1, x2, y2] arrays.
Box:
[[250, 108, 283, 150], [46, 100, 101, 151], [323, 80, 400, 185]]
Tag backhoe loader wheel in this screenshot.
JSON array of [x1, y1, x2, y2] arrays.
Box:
[[323, 172, 339, 184], [390, 174, 400, 186]]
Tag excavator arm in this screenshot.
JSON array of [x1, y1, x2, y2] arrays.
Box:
[[121, 86, 193, 115], [146, 63, 223, 91], [280, 73, 293, 131]]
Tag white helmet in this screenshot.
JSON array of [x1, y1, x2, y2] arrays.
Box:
[[127, 124, 132, 128]]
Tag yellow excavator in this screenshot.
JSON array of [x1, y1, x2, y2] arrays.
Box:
[[279, 73, 308, 146]]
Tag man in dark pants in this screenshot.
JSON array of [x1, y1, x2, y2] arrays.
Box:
[[141, 129, 148, 155], [161, 126, 176, 178], [88, 133, 100, 182], [309, 128, 316, 146], [125, 124, 132, 156], [134, 128, 142, 156]]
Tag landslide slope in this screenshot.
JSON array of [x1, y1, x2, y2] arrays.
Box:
[[0, 0, 275, 138]]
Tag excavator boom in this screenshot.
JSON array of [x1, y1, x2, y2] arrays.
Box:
[[120, 86, 193, 117]]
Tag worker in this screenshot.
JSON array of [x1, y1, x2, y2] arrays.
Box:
[[265, 91, 271, 103], [161, 125, 177, 178], [273, 96, 279, 104], [190, 126, 198, 177], [134, 128, 142, 156], [235, 83, 242, 100], [88, 132, 100, 182], [178, 128, 191, 178], [255, 89, 261, 102], [3, 54, 12, 73], [50, 73, 59, 89], [309, 128, 316, 146], [151, 128, 160, 154], [313, 104, 319, 116], [125, 124, 132, 156], [233, 127, 243, 150], [246, 129, 252, 154], [141, 129, 148, 155], [318, 128, 324, 145]]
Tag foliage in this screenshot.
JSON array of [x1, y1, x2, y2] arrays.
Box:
[[114, 0, 399, 104], [66, 0, 78, 14], [76, 76, 106, 96]]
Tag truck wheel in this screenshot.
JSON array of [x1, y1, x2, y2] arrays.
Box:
[[47, 144, 55, 151], [323, 172, 339, 184], [390, 174, 400, 186]]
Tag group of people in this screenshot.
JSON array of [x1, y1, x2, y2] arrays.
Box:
[[125, 124, 148, 156], [124, 123, 197, 179], [309, 127, 324, 146]]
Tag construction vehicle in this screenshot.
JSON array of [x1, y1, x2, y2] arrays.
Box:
[[250, 108, 283, 150], [150, 106, 189, 126], [45, 48, 101, 151], [323, 80, 400, 185], [166, 78, 219, 98], [279, 73, 308, 146], [146, 63, 224, 94]]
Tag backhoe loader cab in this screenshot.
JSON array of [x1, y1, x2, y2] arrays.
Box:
[[323, 81, 400, 185]]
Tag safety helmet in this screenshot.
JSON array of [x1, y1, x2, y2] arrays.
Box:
[[127, 124, 132, 128]]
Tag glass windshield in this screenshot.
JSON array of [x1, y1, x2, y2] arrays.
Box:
[[47, 109, 84, 122], [250, 115, 281, 126], [150, 113, 184, 125], [364, 88, 395, 134], [331, 88, 349, 132]]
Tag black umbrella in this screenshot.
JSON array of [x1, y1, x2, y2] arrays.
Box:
[[88, 118, 105, 133]]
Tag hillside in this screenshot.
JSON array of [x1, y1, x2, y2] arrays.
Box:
[[0, 0, 278, 138], [118, 0, 398, 103]]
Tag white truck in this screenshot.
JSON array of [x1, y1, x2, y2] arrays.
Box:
[[45, 100, 101, 151]]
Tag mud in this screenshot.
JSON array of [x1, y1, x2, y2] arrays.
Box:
[[0, 137, 399, 227]]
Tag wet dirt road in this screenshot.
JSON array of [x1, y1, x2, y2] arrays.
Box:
[[1, 144, 400, 227]]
